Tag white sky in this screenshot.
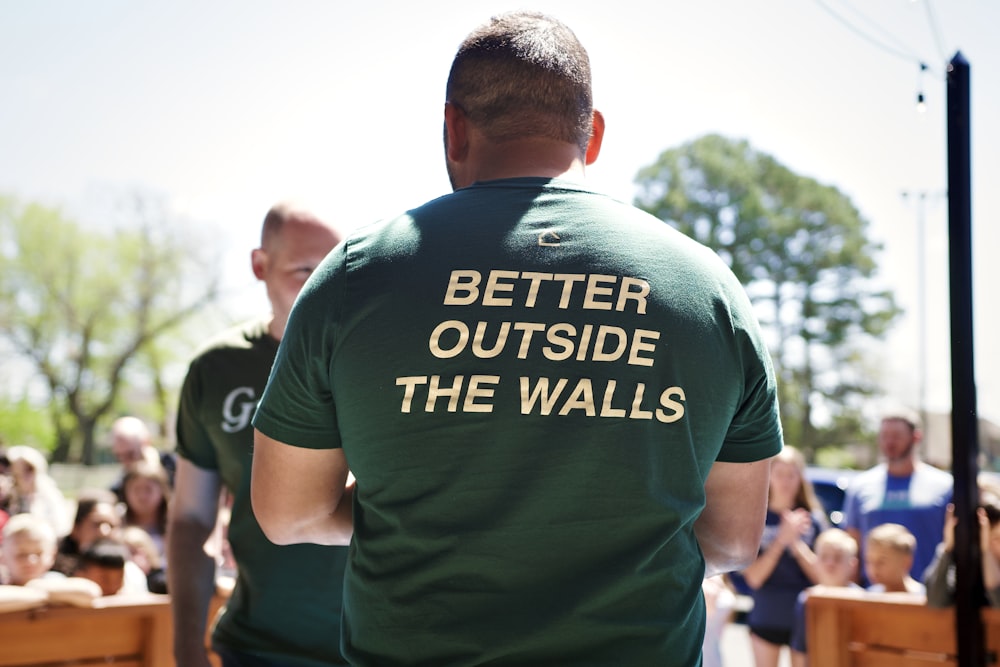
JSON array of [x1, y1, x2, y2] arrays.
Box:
[[1, 0, 997, 422]]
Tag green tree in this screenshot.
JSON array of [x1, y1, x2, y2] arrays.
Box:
[[634, 134, 899, 457], [0, 194, 222, 463]]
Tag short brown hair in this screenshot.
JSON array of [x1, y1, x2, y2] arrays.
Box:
[[866, 523, 916, 556], [446, 11, 594, 153]]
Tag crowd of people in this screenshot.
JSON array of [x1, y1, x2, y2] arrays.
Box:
[[699, 407, 1000, 666], [0, 418, 177, 607], [0, 9, 989, 667]]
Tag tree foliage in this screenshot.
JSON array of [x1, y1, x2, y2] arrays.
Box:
[[0, 194, 222, 463], [634, 134, 900, 456]]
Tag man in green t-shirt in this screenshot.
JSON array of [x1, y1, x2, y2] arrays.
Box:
[[252, 12, 782, 666], [167, 202, 347, 667]]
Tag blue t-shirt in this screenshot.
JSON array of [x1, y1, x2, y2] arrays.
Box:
[[843, 463, 952, 581]]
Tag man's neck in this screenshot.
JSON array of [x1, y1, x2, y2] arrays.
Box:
[[462, 137, 587, 185], [886, 458, 918, 477]]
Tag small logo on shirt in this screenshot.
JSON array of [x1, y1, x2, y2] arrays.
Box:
[[538, 231, 561, 247], [221, 386, 257, 433]]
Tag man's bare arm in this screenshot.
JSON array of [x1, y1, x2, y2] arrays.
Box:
[[166, 459, 223, 667], [251, 429, 352, 546], [696, 458, 772, 578]]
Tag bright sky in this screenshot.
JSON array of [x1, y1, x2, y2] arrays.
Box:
[[2, 0, 998, 422]]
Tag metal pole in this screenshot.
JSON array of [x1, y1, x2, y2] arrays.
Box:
[[947, 50, 984, 667]]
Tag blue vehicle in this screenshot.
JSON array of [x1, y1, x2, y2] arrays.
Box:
[[805, 466, 859, 529]]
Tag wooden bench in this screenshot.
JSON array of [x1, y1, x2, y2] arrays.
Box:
[[0, 593, 228, 667], [806, 586, 1000, 666]]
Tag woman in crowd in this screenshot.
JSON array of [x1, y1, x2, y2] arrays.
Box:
[[741, 445, 826, 667], [120, 460, 170, 564]]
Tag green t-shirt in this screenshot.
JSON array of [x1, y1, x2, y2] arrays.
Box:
[[177, 318, 349, 666], [254, 178, 782, 666]]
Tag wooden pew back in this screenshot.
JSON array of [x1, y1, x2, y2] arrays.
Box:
[[0, 593, 227, 667], [806, 587, 1000, 666]]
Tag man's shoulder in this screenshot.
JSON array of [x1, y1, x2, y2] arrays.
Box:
[[914, 462, 954, 487], [190, 317, 274, 361], [848, 464, 889, 488]]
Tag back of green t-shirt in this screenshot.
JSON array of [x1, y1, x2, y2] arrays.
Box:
[[255, 179, 782, 666]]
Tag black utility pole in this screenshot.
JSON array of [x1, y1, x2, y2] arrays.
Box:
[[947, 51, 984, 667]]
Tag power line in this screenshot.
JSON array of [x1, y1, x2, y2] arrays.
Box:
[[921, 0, 949, 64], [830, 0, 916, 58], [811, 0, 938, 75]]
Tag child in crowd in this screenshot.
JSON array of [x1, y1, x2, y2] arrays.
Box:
[[121, 525, 167, 594], [120, 460, 170, 564], [789, 527, 863, 666], [923, 484, 1000, 607], [742, 446, 826, 667], [74, 536, 133, 596], [1, 513, 61, 586], [864, 523, 926, 594], [0, 513, 101, 611], [53, 489, 121, 576]]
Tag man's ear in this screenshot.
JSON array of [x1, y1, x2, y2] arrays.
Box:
[[251, 248, 266, 280], [585, 109, 605, 166], [444, 102, 469, 163]]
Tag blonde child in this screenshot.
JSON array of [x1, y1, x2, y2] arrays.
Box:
[[864, 523, 925, 594], [789, 527, 862, 666], [0, 513, 100, 611]]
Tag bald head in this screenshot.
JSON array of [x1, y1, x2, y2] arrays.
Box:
[[252, 202, 343, 340], [260, 202, 328, 251], [110, 417, 151, 466]]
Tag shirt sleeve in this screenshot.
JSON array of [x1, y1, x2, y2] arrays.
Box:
[[175, 357, 220, 470]]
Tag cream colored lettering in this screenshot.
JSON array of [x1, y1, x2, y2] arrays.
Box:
[[432, 319, 662, 365], [629, 383, 654, 420], [472, 321, 509, 358], [464, 375, 500, 413], [519, 376, 569, 415], [599, 380, 627, 418], [627, 329, 660, 367], [593, 326, 628, 362], [583, 274, 616, 310], [426, 375, 464, 412], [618, 277, 650, 314], [443, 269, 650, 313], [483, 270, 519, 306], [517, 377, 687, 422], [656, 387, 686, 423], [396, 376, 428, 413], [443, 270, 481, 305], [557, 378, 597, 416], [575, 324, 594, 361], [513, 322, 545, 358], [429, 320, 469, 358], [520, 271, 553, 307], [553, 274, 586, 309], [543, 323, 576, 361]]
